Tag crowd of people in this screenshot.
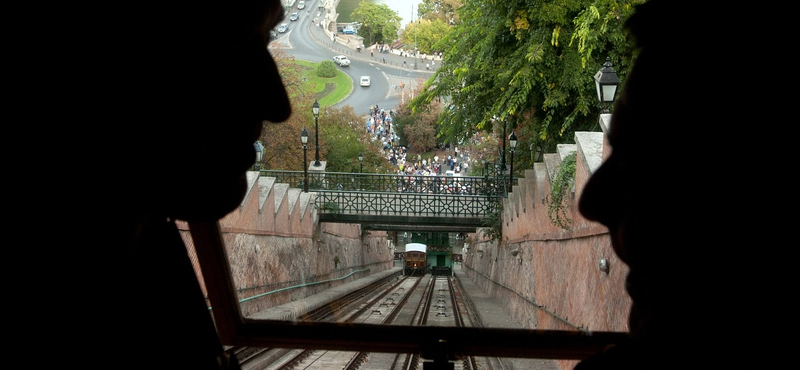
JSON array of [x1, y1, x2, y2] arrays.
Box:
[[365, 104, 472, 178]]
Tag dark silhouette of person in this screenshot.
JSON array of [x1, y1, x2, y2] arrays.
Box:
[[575, 0, 778, 368], [12, 2, 291, 369]]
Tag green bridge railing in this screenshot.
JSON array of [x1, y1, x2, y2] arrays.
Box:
[[257, 170, 512, 228], [258, 170, 513, 197]]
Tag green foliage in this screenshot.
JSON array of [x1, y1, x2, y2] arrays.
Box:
[[400, 18, 451, 55], [263, 56, 397, 173], [481, 203, 503, 242], [318, 105, 395, 174], [320, 202, 340, 213], [547, 151, 576, 230], [418, 0, 462, 25], [410, 0, 643, 157], [350, 2, 402, 45], [317, 60, 337, 78], [260, 58, 352, 171], [393, 99, 442, 153]]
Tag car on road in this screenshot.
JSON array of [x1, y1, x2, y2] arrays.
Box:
[[360, 76, 371, 87], [289, 12, 299, 21], [333, 55, 350, 67], [343, 25, 356, 34], [277, 23, 289, 33], [297, 1, 305, 9]]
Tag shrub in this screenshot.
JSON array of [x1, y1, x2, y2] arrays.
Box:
[[317, 60, 337, 78]]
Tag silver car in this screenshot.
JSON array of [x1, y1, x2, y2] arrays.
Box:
[[333, 55, 351, 67]]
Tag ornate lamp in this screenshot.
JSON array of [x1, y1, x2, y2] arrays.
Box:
[[594, 57, 621, 113], [312, 100, 321, 166], [301, 128, 309, 192]]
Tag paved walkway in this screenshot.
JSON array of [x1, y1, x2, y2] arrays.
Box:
[[453, 264, 562, 369]]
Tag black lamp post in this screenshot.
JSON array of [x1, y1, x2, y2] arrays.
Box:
[[301, 128, 309, 192], [594, 57, 621, 113], [312, 100, 321, 166], [501, 118, 507, 171], [358, 151, 363, 173], [508, 132, 517, 193]]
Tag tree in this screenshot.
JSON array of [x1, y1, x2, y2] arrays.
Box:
[[259, 49, 310, 171], [259, 53, 397, 173], [270, 48, 312, 102], [400, 18, 451, 55], [350, 2, 402, 46], [318, 105, 393, 174], [418, 0, 463, 25], [393, 83, 442, 154], [408, 0, 643, 175]]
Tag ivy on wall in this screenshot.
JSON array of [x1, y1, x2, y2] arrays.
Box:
[[546, 152, 577, 230], [480, 203, 503, 242], [319, 202, 340, 213]]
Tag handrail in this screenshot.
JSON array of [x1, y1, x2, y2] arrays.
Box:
[[259, 170, 515, 197]]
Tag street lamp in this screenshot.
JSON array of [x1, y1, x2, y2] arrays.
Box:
[[594, 57, 621, 113], [501, 118, 507, 171], [253, 141, 264, 170], [358, 151, 363, 173], [312, 100, 321, 166], [301, 128, 309, 192], [413, 4, 418, 69], [508, 132, 517, 193]]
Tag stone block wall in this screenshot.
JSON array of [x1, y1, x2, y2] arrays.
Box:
[[464, 126, 630, 370], [176, 171, 394, 317]]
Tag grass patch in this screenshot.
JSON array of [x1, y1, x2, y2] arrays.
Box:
[[296, 60, 352, 107]]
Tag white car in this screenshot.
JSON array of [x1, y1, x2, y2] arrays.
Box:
[[277, 23, 289, 33], [360, 76, 371, 86], [333, 55, 350, 67], [297, 1, 305, 9]]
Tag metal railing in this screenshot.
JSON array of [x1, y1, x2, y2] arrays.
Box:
[[260, 170, 513, 197], [314, 191, 500, 218]]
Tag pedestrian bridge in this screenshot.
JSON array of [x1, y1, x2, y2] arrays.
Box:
[[260, 170, 512, 232]]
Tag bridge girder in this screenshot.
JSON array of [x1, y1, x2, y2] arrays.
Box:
[[317, 213, 484, 230]]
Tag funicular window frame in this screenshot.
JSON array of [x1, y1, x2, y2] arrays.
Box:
[[190, 221, 628, 361]]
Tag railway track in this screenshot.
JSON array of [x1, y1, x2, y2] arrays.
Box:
[[233, 274, 504, 370]]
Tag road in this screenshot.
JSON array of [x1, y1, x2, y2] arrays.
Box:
[[269, 0, 438, 113]]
